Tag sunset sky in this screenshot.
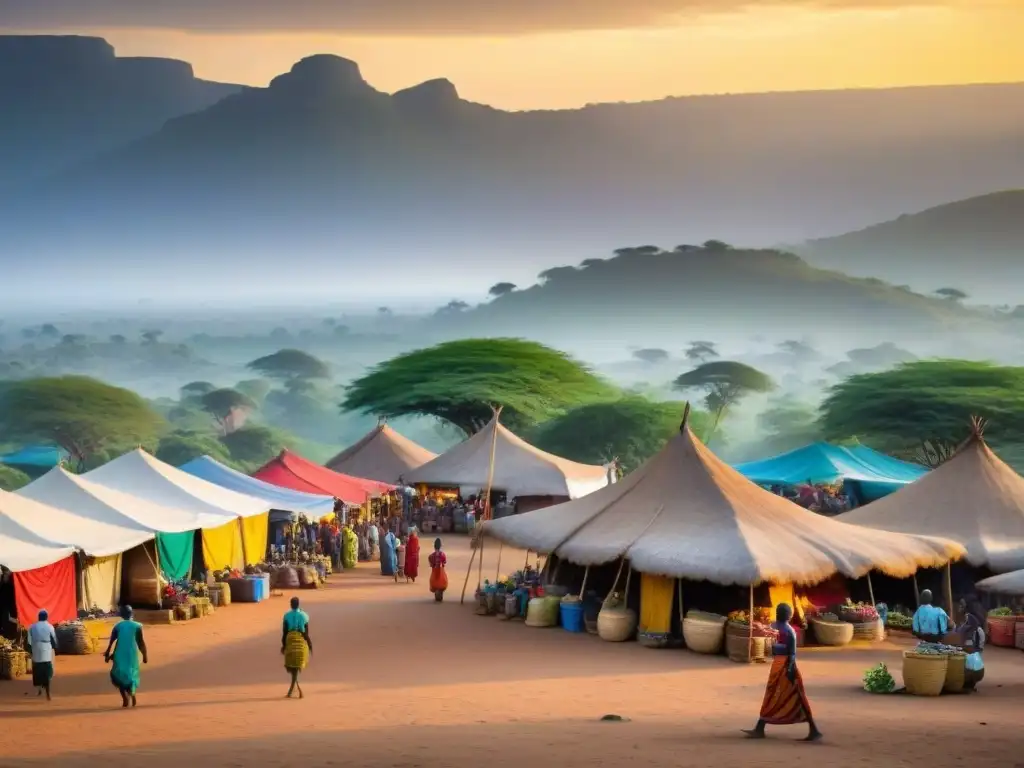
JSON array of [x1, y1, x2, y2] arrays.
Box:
[[2, 1, 1021, 109]]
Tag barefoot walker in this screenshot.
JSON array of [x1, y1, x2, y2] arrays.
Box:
[[282, 596, 313, 698], [104, 605, 148, 708], [744, 603, 822, 742], [428, 537, 448, 602], [27, 609, 58, 701]]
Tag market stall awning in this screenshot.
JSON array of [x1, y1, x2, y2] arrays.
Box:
[[0, 489, 77, 572], [482, 411, 964, 586], [407, 414, 611, 499], [180, 455, 335, 521], [976, 569, 1024, 595], [325, 423, 437, 484], [838, 428, 1024, 573], [733, 442, 927, 501], [252, 450, 394, 506]]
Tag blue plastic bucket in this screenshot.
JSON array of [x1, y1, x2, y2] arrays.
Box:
[[559, 600, 585, 633]]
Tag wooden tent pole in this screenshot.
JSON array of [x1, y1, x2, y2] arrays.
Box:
[[152, 539, 163, 606], [867, 572, 876, 607], [946, 562, 955, 620], [482, 406, 502, 523], [749, 585, 755, 656], [579, 565, 591, 599], [913, 573, 920, 607], [524, 550, 531, 570], [495, 542, 504, 582], [459, 544, 479, 605], [604, 557, 628, 603], [677, 578, 684, 628]]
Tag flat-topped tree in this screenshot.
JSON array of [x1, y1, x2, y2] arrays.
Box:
[[674, 361, 775, 439], [247, 349, 330, 383], [342, 338, 618, 436]]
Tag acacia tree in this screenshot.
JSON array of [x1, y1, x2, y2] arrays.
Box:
[[155, 430, 232, 467], [819, 360, 1024, 467], [247, 349, 330, 383], [632, 348, 669, 364], [674, 361, 774, 439], [488, 282, 517, 298], [342, 338, 619, 436], [684, 341, 719, 364], [200, 388, 257, 435], [532, 397, 711, 473], [0, 464, 31, 491], [0, 376, 165, 470]]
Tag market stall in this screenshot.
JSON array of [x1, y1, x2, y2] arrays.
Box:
[[85, 449, 270, 572], [326, 422, 437, 484], [838, 421, 1024, 574], [481, 406, 964, 659], [975, 569, 1024, 650]]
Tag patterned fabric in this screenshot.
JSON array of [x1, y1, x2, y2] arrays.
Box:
[[758, 656, 813, 725], [284, 631, 309, 671]]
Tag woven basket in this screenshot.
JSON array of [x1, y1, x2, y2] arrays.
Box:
[[943, 652, 966, 693], [209, 582, 231, 606], [902, 651, 948, 696], [810, 618, 854, 646], [987, 616, 1016, 647], [852, 619, 885, 642], [0, 650, 29, 680], [56, 624, 96, 655], [598, 607, 638, 642], [525, 597, 560, 628], [274, 566, 300, 589], [726, 629, 767, 663], [683, 616, 726, 654]]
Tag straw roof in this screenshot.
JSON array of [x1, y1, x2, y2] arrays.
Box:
[[407, 414, 611, 499], [325, 423, 436, 483], [975, 568, 1024, 596], [482, 414, 964, 586], [837, 431, 1024, 573]]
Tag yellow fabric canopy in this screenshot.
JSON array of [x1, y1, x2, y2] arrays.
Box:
[[202, 512, 270, 571], [639, 573, 675, 634], [240, 512, 269, 567]]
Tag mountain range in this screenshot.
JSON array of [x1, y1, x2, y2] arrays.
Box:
[[1, 35, 1022, 305]]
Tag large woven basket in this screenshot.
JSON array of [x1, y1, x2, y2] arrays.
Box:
[[852, 619, 885, 642], [683, 616, 726, 654], [56, 624, 96, 655], [987, 616, 1016, 647], [725, 628, 768, 663], [902, 651, 948, 696], [209, 582, 231, 606], [0, 650, 29, 680], [274, 566, 300, 589], [810, 618, 854, 646], [525, 596, 559, 628], [598, 607, 638, 642], [943, 652, 966, 693]]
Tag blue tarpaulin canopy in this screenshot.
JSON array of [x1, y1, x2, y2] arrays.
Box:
[[733, 442, 928, 503], [178, 455, 335, 522], [0, 445, 68, 469]]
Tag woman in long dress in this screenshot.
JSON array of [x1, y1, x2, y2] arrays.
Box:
[[380, 529, 398, 577], [404, 531, 421, 584], [743, 603, 822, 742], [341, 525, 358, 570], [103, 605, 148, 709], [428, 538, 448, 602], [282, 596, 313, 699]]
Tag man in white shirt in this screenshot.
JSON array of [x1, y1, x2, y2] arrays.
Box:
[[27, 609, 58, 700]]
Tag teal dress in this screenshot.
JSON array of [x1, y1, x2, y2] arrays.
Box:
[[110, 619, 143, 694]]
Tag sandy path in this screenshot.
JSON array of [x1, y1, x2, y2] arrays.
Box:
[[1, 537, 1021, 767]]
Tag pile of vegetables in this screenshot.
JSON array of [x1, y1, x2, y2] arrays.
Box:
[[840, 600, 880, 623], [886, 611, 913, 630], [687, 609, 726, 622], [727, 610, 779, 639], [988, 606, 1014, 617], [863, 663, 896, 693], [914, 641, 962, 655]]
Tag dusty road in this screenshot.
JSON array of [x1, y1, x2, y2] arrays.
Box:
[[1, 537, 1020, 768]]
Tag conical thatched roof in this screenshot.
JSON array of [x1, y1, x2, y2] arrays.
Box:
[[407, 414, 611, 499], [975, 568, 1024, 595], [838, 431, 1024, 573], [325, 423, 436, 484], [482, 418, 963, 586]]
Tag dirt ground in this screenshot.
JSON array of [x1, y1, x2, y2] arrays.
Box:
[[1, 536, 1021, 768]]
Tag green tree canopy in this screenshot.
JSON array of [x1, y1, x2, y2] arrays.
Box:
[[674, 360, 775, 438], [0, 464, 31, 491], [0, 376, 165, 469], [155, 430, 232, 467], [180, 381, 217, 403], [342, 338, 619, 435], [234, 379, 272, 405], [684, 341, 719, 363], [221, 425, 290, 469], [819, 360, 1024, 467], [488, 282, 517, 298], [531, 397, 711, 473], [247, 349, 330, 382], [200, 388, 257, 434], [632, 348, 669, 364]]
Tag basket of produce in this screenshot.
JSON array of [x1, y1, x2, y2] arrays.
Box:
[[943, 652, 967, 693], [839, 601, 879, 625], [525, 596, 560, 628], [597, 593, 637, 642], [683, 610, 727, 654], [987, 609, 1016, 647], [0, 645, 29, 681], [209, 581, 230, 607], [810, 615, 854, 646], [273, 565, 300, 589], [885, 611, 913, 632], [852, 619, 885, 642], [902, 644, 951, 696], [55, 621, 96, 655], [725, 611, 778, 662]]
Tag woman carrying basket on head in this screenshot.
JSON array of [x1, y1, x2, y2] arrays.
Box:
[[428, 538, 448, 602]]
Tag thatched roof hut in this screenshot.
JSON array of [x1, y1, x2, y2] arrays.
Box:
[[325, 422, 437, 484], [838, 424, 1024, 573], [482, 411, 963, 586], [975, 568, 1024, 595]]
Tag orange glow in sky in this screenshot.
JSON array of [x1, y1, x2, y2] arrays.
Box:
[[9, 5, 1022, 109]]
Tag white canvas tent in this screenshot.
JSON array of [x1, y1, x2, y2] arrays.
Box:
[[483, 416, 964, 586], [0, 490, 76, 572], [838, 430, 1024, 573], [326, 422, 437, 483], [407, 414, 611, 499], [976, 568, 1024, 595]]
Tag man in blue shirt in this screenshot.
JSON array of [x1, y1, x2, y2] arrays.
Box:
[[912, 589, 950, 643]]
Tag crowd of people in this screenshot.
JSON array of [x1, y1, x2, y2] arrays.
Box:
[[768, 481, 851, 516]]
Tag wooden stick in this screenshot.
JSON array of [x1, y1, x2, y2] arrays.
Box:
[[604, 557, 627, 604], [459, 542, 479, 605], [946, 562, 955, 619], [677, 578, 684, 629], [495, 542, 504, 582], [749, 585, 755, 658], [579, 565, 591, 598], [481, 406, 503, 522], [477, 534, 485, 589], [623, 565, 633, 608], [913, 573, 920, 607], [867, 571, 876, 607], [524, 549, 531, 570]]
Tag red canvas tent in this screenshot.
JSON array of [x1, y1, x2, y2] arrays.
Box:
[[252, 450, 394, 506]]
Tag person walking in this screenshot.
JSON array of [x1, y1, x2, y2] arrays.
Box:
[[103, 605, 148, 708], [27, 609, 58, 700], [282, 597, 313, 699]]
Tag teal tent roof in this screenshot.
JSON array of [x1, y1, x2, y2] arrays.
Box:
[[733, 442, 927, 500], [178, 455, 335, 522], [0, 445, 67, 469]]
